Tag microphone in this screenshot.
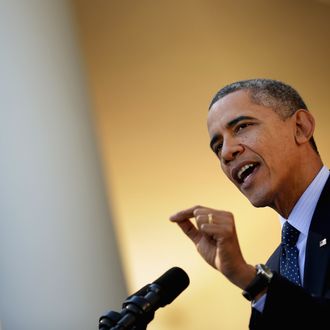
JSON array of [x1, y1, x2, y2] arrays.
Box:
[[99, 267, 190, 330]]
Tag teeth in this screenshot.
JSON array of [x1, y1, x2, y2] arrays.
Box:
[[238, 163, 255, 180]]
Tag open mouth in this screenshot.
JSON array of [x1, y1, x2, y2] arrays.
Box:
[[236, 162, 260, 184]]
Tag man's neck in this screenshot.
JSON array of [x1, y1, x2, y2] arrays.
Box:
[[273, 158, 323, 218]]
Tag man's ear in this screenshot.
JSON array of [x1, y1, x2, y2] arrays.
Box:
[[294, 109, 315, 145]]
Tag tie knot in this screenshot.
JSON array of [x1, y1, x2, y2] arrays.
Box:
[[281, 221, 300, 247]]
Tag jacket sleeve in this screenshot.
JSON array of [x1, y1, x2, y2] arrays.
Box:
[[249, 272, 330, 329]]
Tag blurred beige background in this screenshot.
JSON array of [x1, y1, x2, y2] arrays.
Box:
[[72, 0, 330, 329]]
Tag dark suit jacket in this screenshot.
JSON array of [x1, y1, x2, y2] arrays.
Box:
[[249, 174, 330, 329]]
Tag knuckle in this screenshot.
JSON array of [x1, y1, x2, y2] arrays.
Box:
[[193, 206, 203, 216], [224, 211, 234, 218]]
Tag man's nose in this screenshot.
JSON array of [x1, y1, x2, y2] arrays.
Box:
[[221, 138, 244, 164]]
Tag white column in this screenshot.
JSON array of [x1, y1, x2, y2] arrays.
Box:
[[0, 1, 127, 329]]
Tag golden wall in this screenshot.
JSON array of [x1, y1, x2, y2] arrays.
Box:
[[72, 1, 330, 328]]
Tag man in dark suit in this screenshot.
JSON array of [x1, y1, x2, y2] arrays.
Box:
[[170, 79, 330, 329]]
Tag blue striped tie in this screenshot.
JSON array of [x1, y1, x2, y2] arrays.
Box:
[[280, 221, 301, 286]]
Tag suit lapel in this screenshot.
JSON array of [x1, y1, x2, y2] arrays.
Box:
[[266, 245, 281, 272], [304, 174, 330, 296]]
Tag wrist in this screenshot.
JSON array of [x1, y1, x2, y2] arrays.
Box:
[[242, 264, 273, 301], [228, 263, 257, 290]]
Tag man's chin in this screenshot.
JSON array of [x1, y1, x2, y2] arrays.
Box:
[[245, 192, 270, 208], [238, 182, 272, 208], [250, 200, 268, 208]]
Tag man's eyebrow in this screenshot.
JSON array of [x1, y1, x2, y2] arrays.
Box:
[[226, 115, 255, 128]]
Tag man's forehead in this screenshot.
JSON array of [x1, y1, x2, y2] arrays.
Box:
[[209, 90, 252, 114], [212, 89, 251, 105], [207, 90, 271, 125]]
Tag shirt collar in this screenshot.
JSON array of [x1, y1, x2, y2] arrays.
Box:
[[280, 165, 329, 236]]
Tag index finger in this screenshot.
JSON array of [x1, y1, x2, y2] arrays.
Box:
[[169, 205, 203, 222]]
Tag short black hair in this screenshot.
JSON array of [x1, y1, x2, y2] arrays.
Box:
[[209, 79, 318, 154]]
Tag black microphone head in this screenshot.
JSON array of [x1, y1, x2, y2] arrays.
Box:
[[152, 267, 190, 307]]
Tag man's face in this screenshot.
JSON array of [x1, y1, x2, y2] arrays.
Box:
[[207, 90, 298, 209]]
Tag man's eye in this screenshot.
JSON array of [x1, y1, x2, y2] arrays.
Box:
[[235, 123, 251, 133], [215, 143, 223, 155]]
